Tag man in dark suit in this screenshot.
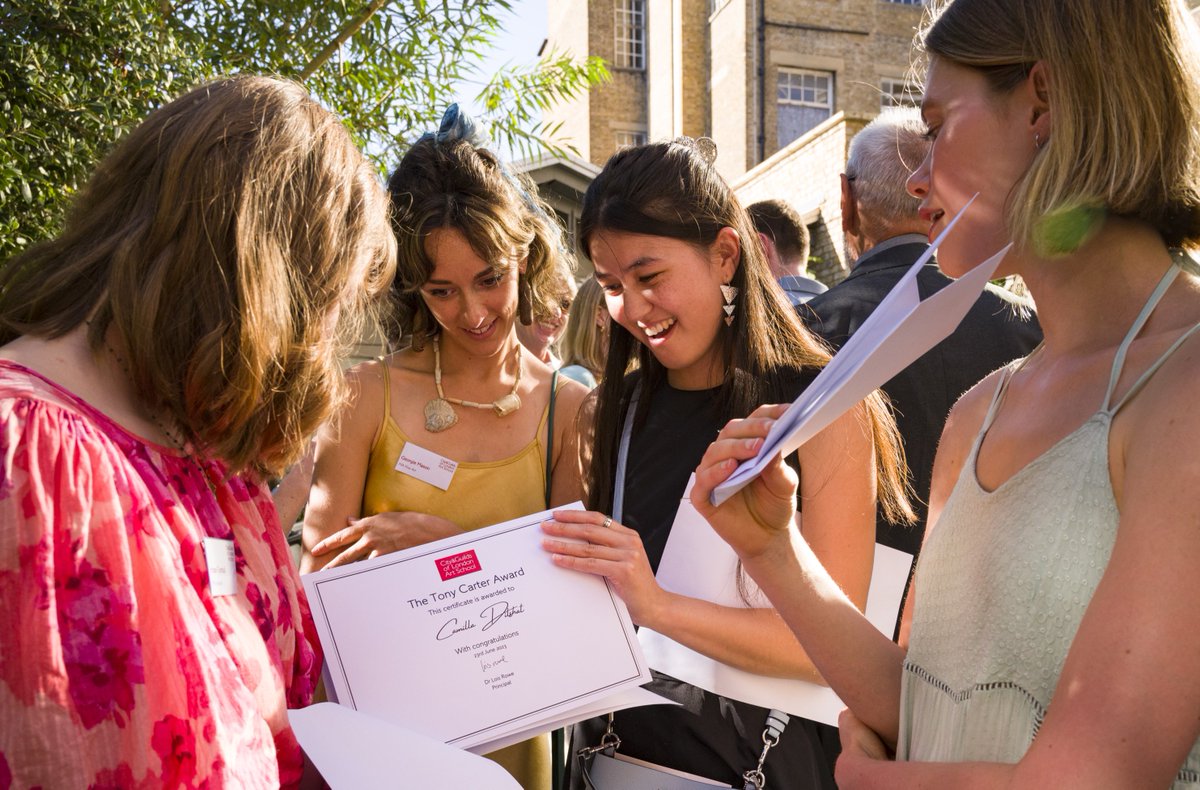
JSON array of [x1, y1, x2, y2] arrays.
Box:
[[801, 109, 1042, 623]]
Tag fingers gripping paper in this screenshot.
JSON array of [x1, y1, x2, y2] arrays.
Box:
[[711, 196, 1010, 506]]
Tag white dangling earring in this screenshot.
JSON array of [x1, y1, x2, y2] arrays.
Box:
[[720, 284, 738, 326]]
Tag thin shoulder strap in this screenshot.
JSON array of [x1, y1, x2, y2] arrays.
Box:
[[978, 350, 1037, 437], [1104, 262, 1196, 414], [372, 356, 391, 451], [544, 369, 559, 508]]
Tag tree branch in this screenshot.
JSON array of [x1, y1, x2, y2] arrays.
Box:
[[299, 0, 391, 80]]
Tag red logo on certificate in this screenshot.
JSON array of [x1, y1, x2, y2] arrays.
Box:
[[436, 550, 482, 581]]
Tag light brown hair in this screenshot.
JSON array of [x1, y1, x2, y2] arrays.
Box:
[[385, 138, 574, 349], [0, 76, 396, 474], [747, 199, 811, 265], [921, 0, 1200, 249]]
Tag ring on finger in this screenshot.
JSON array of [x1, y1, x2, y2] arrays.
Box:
[[601, 516, 613, 529]]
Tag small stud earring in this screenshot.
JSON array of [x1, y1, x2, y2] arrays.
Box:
[[1034, 132, 1044, 150], [720, 284, 738, 326]]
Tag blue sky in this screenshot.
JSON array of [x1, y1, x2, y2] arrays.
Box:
[[451, 0, 550, 160]]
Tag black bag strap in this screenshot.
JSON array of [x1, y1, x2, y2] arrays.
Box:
[[546, 368, 565, 790]]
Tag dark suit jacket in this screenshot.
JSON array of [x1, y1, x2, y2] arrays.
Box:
[[801, 240, 1042, 562]]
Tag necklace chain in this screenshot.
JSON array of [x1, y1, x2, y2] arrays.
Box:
[[423, 338, 523, 432]]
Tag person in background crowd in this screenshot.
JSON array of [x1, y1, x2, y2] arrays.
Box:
[[541, 137, 912, 789], [801, 107, 1042, 630], [693, 0, 1200, 786], [558, 276, 609, 387], [517, 261, 575, 368], [0, 75, 395, 788], [748, 198, 827, 305], [300, 105, 587, 789]]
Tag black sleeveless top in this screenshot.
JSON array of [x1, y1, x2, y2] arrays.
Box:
[[567, 368, 839, 790]]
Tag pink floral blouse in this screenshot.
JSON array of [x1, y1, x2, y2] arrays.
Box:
[[0, 362, 322, 789]]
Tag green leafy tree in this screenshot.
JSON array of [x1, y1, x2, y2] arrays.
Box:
[[0, 0, 607, 260]]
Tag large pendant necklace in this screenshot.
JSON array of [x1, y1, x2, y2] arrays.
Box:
[[424, 338, 523, 433]]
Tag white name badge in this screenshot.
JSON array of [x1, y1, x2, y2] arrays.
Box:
[[395, 442, 458, 491], [203, 537, 237, 597]]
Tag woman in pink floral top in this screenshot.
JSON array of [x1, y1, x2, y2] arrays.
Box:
[[0, 76, 396, 788]]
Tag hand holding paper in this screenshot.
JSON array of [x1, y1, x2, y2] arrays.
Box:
[[711, 196, 1009, 506]]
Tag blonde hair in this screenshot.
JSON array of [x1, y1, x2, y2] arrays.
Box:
[[385, 138, 575, 350], [921, 0, 1200, 250], [0, 76, 396, 475], [560, 277, 607, 379]]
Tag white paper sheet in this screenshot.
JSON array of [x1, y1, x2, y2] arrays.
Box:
[[290, 703, 521, 789], [712, 198, 1011, 505], [639, 483, 914, 727], [303, 503, 653, 750]]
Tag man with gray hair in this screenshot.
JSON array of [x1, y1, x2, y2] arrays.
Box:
[[801, 108, 1041, 629]]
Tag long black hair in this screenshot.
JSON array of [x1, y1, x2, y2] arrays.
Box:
[[582, 139, 911, 524]]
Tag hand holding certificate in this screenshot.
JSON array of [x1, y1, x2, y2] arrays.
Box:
[[711, 197, 1010, 506], [302, 503, 659, 756]]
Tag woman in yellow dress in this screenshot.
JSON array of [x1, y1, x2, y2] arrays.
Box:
[[300, 106, 589, 789]]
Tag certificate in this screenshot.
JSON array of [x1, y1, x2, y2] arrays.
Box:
[[713, 196, 1011, 505], [302, 503, 656, 753]]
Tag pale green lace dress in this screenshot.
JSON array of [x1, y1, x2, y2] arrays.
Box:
[[898, 261, 1200, 785]]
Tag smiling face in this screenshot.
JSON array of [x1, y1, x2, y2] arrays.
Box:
[[516, 285, 572, 361], [590, 229, 737, 390], [907, 56, 1045, 276], [420, 226, 521, 358]]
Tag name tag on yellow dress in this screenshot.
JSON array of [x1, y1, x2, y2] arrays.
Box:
[[395, 441, 458, 491]]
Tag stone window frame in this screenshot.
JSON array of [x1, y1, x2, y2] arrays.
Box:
[[775, 66, 835, 147], [614, 129, 648, 150], [613, 0, 646, 71], [879, 76, 923, 111]]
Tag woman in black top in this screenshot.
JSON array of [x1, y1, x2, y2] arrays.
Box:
[[541, 138, 912, 787]]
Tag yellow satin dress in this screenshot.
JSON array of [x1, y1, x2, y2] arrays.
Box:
[[360, 361, 559, 789]]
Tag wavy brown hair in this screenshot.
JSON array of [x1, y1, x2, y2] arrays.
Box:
[[385, 138, 574, 350], [0, 76, 396, 475], [583, 140, 913, 524]]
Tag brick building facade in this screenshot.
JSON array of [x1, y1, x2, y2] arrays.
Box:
[[546, 0, 927, 282]]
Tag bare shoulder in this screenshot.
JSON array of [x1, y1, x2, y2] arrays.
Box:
[[329, 357, 391, 443], [553, 374, 589, 419], [945, 364, 1009, 444], [342, 357, 388, 409], [1115, 327, 1200, 498], [931, 364, 1011, 484]]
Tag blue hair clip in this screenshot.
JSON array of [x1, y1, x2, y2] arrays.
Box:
[[417, 103, 490, 148], [417, 104, 571, 261]]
